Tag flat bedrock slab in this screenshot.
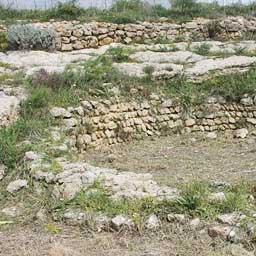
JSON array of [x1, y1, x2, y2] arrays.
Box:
[[185, 56, 256, 77], [113, 62, 183, 78], [130, 51, 205, 64]]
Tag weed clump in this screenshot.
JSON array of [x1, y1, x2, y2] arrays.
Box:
[[193, 43, 211, 56], [30, 69, 65, 90], [107, 47, 134, 63]]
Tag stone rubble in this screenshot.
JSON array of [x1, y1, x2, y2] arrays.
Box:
[[0, 88, 25, 127], [111, 215, 134, 230], [25, 152, 179, 201]]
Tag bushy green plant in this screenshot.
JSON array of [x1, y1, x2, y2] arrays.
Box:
[[48, 0, 82, 20], [64, 56, 114, 86], [143, 65, 155, 77], [0, 32, 8, 51], [107, 47, 133, 62], [111, 0, 147, 12], [0, 119, 31, 169], [170, 0, 200, 16], [7, 24, 56, 50], [194, 43, 211, 55]]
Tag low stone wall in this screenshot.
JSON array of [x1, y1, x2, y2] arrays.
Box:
[[30, 16, 256, 51], [50, 94, 256, 151], [2, 16, 256, 51]]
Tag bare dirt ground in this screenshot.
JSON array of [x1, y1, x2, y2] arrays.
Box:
[[1, 132, 256, 256], [83, 131, 256, 187], [0, 224, 241, 256]]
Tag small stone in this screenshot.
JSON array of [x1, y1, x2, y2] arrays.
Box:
[[249, 195, 255, 202], [33, 171, 55, 183], [50, 107, 71, 118], [208, 225, 232, 239], [150, 93, 160, 101], [234, 128, 248, 139], [63, 118, 78, 128], [111, 215, 134, 230], [228, 229, 239, 243], [82, 134, 92, 145], [190, 137, 197, 143], [61, 43, 73, 51], [63, 209, 87, 226], [99, 37, 113, 45], [36, 208, 47, 222], [207, 192, 226, 203], [161, 99, 173, 108], [146, 214, 160, 229], [247, 118, 256, 125], [24, 151, 40, 162], [206, 132, 217, 139], [62, 181, 82, 200], [217, 213, 242, 225], [1, 206, 22, 217], [241, 97, 253, 106], [108, 86, 120, 96], [167, 213, 186, 223], [185, 118, 196, 127], [190, 218, 200, 228], [94, 214, 110, 231], [210, 180, 231, 188], [0, 164, 6, 181], [7, 179, 28, 194]]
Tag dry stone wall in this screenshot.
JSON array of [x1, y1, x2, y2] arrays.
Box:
[[29, 16, 256, 51], [51, 94, 256, 151], [2, 16, 256, 51]]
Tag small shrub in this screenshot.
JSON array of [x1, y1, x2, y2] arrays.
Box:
[[152, 45, 179, 53], [107, 47, 133, 62], [30, 69, 64, 90], [234, 46, 247, 55], [21, 88, 50, 115], [207, 20, 222, 39], [7, 24, 56, 50], [177, 182, 208, 211], [64, 56, 114, 86], [48, 0, 82, 20], [194, 43, 211, 55], [143, 65, 155, 76], [111, 0, 146, 12], [0, 32, 8, 51]]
